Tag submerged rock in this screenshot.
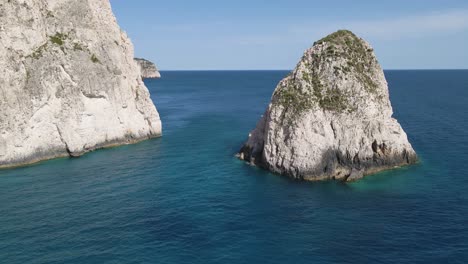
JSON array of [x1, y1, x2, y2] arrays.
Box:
[[238, 30, 417, 181], [0, 0, 162, 168], [135, 58, 161, 79]]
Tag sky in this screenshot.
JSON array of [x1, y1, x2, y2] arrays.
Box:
[[111, 0, 468, 70]]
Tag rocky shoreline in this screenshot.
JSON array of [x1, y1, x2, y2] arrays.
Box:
[[0, 132, 161, 169]]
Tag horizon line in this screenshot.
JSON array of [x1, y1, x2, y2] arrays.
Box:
[[157, 68, 468, 71]]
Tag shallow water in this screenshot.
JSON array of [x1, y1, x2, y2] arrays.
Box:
[[1, 70, 467, 263]]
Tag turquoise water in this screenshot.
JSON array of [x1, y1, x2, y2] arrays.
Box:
[[1, 70, 467, 263]]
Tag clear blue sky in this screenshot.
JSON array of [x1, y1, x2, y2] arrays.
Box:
[[111, 0, 468, 70]]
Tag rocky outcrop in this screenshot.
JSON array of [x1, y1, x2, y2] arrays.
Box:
[[135, 58, 161, 79], [0, 0, 162, 168], [238, 30, 417, 181]]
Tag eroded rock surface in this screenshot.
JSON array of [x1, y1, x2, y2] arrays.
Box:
[[238, 30, 417, 181], [135, 58, 161, 79], [0, 0, 162, 168]]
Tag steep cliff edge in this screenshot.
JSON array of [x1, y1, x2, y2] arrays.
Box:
[[0, 0, 162, 168], [135, 58, 161, 79], [238, 30, 417, 181]]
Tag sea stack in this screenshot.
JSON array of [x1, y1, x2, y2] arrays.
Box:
[[238, 30, 417, 181], [0, 0, 162, 168], [135, 58, 161, 79]]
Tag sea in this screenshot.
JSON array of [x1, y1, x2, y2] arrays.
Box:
[[0, 70, 467, 263]]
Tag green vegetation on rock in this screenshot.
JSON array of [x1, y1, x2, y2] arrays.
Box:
[[314, 30, 379, 93], [73, 43, 84, 51], [274, 80, 313, 115], [91, 54, 100, 63], [273, 30, 382, 115], [49, 32, 68, 46], [27, 43, 48, 59], [308, 70, 350, 112], [274, 70, 350, 115], [314, 30, 355, 46]]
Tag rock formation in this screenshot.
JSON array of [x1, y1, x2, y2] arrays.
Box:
[[0, 0, 162, 168], [135, 58, 161, 79], [238, 30, 417, 181]]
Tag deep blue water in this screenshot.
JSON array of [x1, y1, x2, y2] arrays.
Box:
[[1, 70, 467, 263]]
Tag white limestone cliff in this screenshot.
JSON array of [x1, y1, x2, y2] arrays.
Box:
[[238, 30, 417, 181], [135, 58, 161, 79], [0, 0, 162, 168]]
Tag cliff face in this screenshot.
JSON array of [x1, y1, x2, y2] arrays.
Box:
[[238, 30, 417, 181], [135, 58, 161, 79], [0, 0, 162, 168]]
